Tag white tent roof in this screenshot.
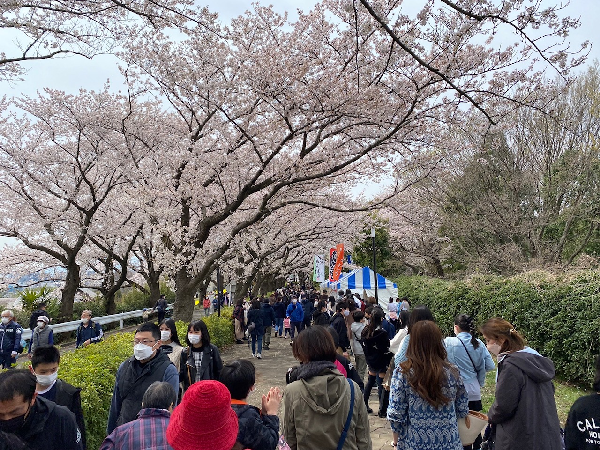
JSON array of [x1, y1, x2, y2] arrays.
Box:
[[322, 267, 398, 312]]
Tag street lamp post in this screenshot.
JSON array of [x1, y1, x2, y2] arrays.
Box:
[[371, 227, 378, 303], [216, 265, 223, 317]]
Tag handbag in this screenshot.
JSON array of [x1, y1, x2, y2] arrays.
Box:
[[382, 361, 395, 390], [247, 322, 256, 332], [337, 378, 355, 450], [458, 410, 489, 446]]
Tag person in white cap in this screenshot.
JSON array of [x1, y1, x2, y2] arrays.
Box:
[[29, 316, 53, 356]]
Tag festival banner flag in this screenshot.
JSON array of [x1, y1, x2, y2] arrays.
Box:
[[313, 255, 325, 282], [329, 248, 337, 281], [332, 243, 345, 281]]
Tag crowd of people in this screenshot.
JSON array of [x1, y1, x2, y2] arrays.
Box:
[[1, 287, 599, 450]]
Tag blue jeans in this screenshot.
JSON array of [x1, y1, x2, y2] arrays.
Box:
[[251, 334, 263, 355], [290, 321, 303, 339], [275, 318, 284, 336]]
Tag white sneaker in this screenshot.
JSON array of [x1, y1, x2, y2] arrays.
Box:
[[256, 353, 262, 359], [252, 353, 256, 358]]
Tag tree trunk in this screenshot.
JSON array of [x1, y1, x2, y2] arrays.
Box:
[[147, 276, 161, 308], [105, 292, 117, 315], [173, 268, 197, 322], [431, 257, 445, 277], [60, 259, 81, 321]]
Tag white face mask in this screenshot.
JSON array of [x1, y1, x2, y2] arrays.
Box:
[[292, 299, 297, 304], [134, 343, 155, 361], [160, 330, 171, 341], [188, 334, 201, 345], [487, 342, 502, 357], [1, 317, 10, 324], [81, 318, 89, 324], [37, 321, 46, 328], [35, 371, 58, 386]]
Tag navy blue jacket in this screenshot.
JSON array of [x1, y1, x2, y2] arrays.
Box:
[[0, 321, 22, 353], [247, 308, 265, 336], [273, 302, 286, 319], [261, 303, 275, 328], [75, 321, 103, 348], [231, 403, 279, 450], [301, 299, 314, 322], [381, 319, 395, 339]]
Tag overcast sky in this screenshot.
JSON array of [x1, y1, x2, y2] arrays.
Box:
[[0, 0, 597, 99]]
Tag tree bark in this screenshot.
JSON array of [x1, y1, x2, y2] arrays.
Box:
[[173, 268, 197, 322], [60, 259, 81, 320]]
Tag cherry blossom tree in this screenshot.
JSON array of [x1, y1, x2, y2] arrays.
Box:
[[0, 0, 208, 82], [0, 87, 172, 318], [111, 0, 587, 320]]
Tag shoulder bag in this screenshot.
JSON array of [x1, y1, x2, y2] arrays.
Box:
[[337, 378, 355, 450]]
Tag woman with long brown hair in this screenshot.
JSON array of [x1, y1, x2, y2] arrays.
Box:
[[388, 320, 468, 449], [480, 318, 562, 450]]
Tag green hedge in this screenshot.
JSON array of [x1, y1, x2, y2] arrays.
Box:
[[45, 314, 233, 449], [395, 271, 600, 384]]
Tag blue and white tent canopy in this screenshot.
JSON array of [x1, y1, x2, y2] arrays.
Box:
[[322, 267, 398, 312]]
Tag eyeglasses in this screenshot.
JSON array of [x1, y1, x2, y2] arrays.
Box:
[[133, 339, 156, 345]]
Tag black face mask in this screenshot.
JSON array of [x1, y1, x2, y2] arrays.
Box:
[[0, 401, 32, 433]]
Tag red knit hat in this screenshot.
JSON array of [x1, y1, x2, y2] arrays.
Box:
[[167, 380, 239, 450]]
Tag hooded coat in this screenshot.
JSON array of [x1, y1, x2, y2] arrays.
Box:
[[282, 362, 371, 450], [488, 349, 562, 450]]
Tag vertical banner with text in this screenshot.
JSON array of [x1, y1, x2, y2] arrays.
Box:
[[332, 243, 345, 282], [329, 248, 337, 281], [313, 255, 325, 282]]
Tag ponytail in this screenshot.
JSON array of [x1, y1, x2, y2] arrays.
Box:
[[455, 314, 479, 349]]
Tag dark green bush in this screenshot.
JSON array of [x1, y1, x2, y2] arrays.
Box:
[[395, 271, 600, 383], [41, 314, 233, 449], [174, 308, 234, 348]]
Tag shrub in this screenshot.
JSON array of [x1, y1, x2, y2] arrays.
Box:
[[39, 311, 233, 448], [395, 271, 600, 383], [56, 332, 135, 450], [116, 289, 148, 313], [174, 307, 234, 348]]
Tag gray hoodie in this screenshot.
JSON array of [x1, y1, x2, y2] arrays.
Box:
[[350, 322, 365, 356], [488, 348, 562, 450]]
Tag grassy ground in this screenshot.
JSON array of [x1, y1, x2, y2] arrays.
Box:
[[480, 364, 591, 425]]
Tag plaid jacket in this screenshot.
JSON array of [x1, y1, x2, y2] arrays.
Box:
[[100, 408, 172, 450]]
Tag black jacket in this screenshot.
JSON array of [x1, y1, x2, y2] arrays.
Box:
[[565, 393, 600, 450], [329, 313, 350, 351], [232, 403, 279, 450], [360, 327, 392, 372], [488, 350, 562, 450], [273, 302, 286, 319], [29, 309, 47, 330], [312, 311, 331, 326], [39, 380, 86, 449], [181, 343, 223, 390], [301, 299, 314, 322], [115, 351, 172, 428], [261, 303, 275, 328], [247, 308, 265, 336], [336, 354, 365, 391], [15, 396, 83, 450]]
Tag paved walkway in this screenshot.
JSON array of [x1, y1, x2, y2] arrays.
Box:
[[219, 328, 394, 450]]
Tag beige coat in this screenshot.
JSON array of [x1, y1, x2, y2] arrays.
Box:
[[282, 367, 371, 450]]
